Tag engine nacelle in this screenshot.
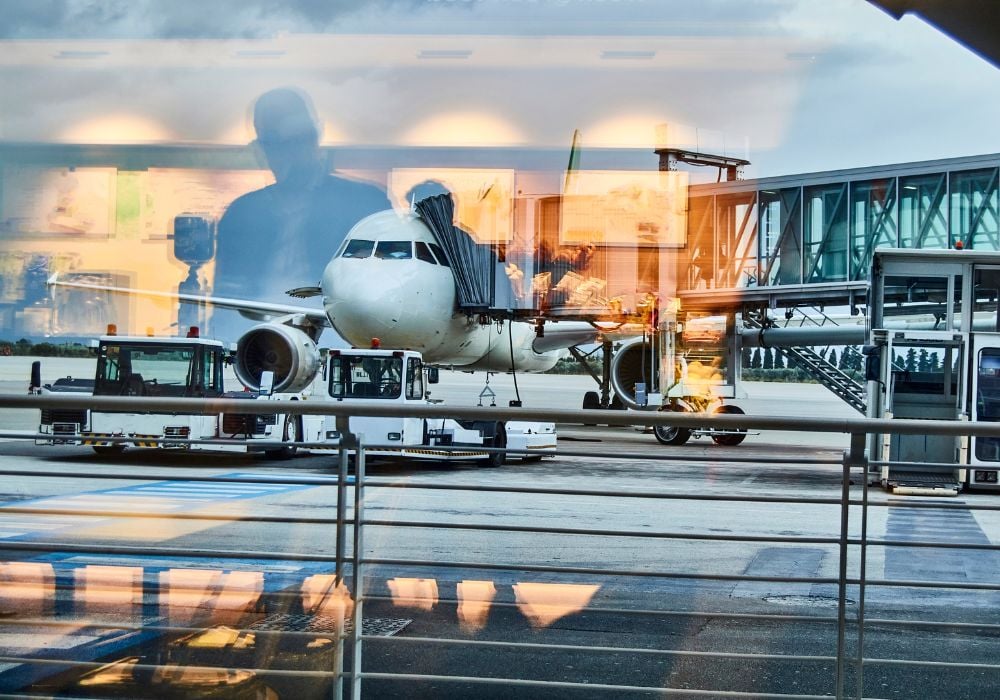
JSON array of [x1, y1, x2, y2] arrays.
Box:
[[610, 337, 660, 410], [235, 323, 321, 394]]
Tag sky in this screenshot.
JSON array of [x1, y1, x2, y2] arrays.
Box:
[[1, 0, 999, 179]]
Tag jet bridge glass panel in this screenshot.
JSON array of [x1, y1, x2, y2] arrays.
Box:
[[803, 183, 848, 283], [759, 188, 802, 286], [850, 179, 897, 280], [950, 169, 1000, 250], [899, 174, 948, 249]]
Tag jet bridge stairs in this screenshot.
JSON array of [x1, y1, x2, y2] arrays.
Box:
[[743, 312, 867, 415]]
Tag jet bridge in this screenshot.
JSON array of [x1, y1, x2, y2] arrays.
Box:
[[865, 248, 1000, 493]]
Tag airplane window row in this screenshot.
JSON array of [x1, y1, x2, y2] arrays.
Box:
[[339, 239, 450, 267]]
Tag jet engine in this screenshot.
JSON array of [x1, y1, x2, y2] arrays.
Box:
[[235, 323, 321, 394], [609, 337, 660, 410]]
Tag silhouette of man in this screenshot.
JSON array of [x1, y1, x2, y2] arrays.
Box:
[[211, 87, 392, 341]]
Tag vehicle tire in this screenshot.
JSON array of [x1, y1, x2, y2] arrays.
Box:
[[487, 422, 506, 467], [93, 445, 125, 456], [266, 416, 300, 460], [653, 405, 691, 446], [582, 391, 600, 425], [711, 405, 747, 446]]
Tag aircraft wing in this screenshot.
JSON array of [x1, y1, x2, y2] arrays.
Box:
[[46, 273, 330, 326], [530, 321, 602, 353]]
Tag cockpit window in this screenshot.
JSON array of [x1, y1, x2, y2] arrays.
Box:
[[414, 241, 437, 264], [429, 243, 450, 267], [375, 241, 412, 259], [341, 239, 375, 259]]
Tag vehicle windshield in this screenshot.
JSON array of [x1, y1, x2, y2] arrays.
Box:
[[329, 354, 403, 399], [94, 343, 223, 397]]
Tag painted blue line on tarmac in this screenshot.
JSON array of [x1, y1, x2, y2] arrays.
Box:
[[0, 471, 336, 544], [0, 467, 350, 691]]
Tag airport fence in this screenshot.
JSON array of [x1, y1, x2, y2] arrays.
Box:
[[0, 393, 999, 698]]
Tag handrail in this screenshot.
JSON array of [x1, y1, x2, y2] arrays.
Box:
[[7, 392, 1000, 437], [1, 393, 1000, 698]]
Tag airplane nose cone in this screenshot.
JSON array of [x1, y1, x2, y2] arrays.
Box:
[[319, 211, 457, 352], [324, 259, 402, 341]]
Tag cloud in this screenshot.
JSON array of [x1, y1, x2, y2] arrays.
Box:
[[1, 0, 798, 40], [0, 0, 381, 39]]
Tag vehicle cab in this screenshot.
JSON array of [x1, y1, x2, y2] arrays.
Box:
[[324, 348, 435, 449]]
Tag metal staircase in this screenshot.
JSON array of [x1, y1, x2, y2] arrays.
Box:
[[744, 314, 867, 414]]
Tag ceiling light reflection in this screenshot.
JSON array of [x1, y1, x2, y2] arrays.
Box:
[[388, 577, 439, 611], [456, 580, 497, 632], [513, 582, 600, 628]]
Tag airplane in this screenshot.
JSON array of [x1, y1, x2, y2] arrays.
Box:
[[48, 205, 604, 394]]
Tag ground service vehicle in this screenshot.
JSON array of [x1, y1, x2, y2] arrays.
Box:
[[37, 329, 556, 464], [298, 347, 556, 465], [36, 330, 301, 457], [865, 248, 1000, 494]]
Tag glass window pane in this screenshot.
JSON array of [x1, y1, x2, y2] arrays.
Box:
[[341, 239, 375, 259], [414, 241, 437, 264], [375, 241, 412, 260]]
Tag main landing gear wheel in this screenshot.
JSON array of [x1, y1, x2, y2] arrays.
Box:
[[711, 405, 747, 446], [266, 415, 301, 460], [654, 405, 691, 446]]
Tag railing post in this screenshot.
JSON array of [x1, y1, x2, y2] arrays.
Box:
[[855, 432, 869, 700], [837, 431, 867, 699], [333, 444, 350, 700], [350, 437, 366, 700]]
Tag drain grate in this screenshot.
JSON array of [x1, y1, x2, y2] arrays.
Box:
[[248, 614, 410, 637]]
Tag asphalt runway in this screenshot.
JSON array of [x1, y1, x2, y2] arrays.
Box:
[[0, 357, 997, 697], [0, 426, 1000, 698]]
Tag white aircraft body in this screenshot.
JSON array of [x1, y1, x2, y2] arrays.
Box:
[[49, 208, 599, 389], [321, 209, 593, 372]]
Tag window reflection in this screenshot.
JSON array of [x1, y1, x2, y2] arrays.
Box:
[[0, 562, 54, 616], [388, 577, 439, 611], [301, 574, 353, 620], [456, 580, 497, 632], [74, 564, 142, 614], [513, 582, 601, 628]]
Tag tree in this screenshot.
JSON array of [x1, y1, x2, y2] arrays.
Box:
[[918, 348, 929, 373], [828, 348, 838, 368], [928, 351, 940, 371], [839, 347, 855, 370], [763, 347, 774, 370], [849, 346, 863, 371], [905, 348, 917, 372], [751, 348, 762, 369], [741, 347, 751, 368], [773, 350, 785, 369]]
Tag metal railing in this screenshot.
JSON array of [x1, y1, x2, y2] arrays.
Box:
[[1, 393, 1000, 698]]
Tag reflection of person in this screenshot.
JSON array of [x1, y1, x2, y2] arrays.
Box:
[[211, 87, 392, 341]]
